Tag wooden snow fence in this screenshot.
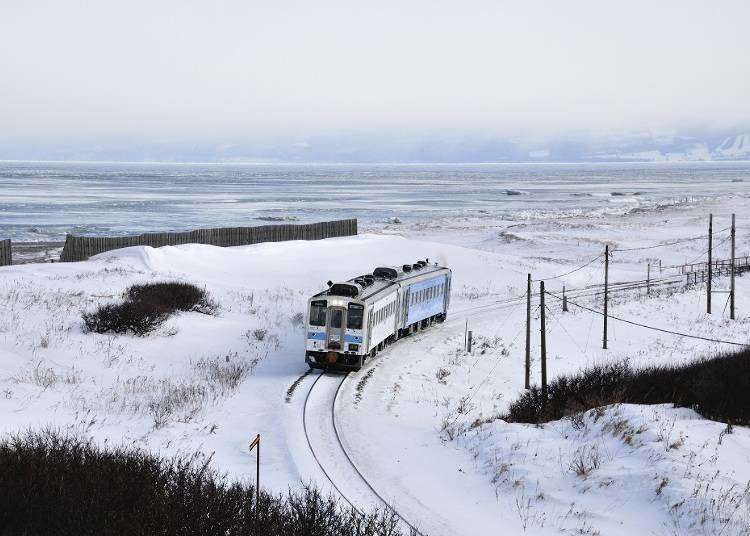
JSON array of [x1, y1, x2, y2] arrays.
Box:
[[0, 239, 11, 266], [59, 219, 358, 262]]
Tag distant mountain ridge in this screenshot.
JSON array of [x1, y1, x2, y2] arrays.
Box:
[[590, 133, 750, 162], [3, 131, 750, 163]]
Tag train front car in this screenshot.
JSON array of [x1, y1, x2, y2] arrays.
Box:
[[305, 281, 368, 372]]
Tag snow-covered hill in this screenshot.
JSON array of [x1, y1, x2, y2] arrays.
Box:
[[715, 134, 750, 160], [590, 133, 750, 162]]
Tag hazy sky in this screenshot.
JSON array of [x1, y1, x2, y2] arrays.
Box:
[[1, 0, 749, 145]]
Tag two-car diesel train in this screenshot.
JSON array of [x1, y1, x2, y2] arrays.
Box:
[[305, 259, 452, 371]]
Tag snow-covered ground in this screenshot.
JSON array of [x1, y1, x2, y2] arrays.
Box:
[[1, 193, 749, 535]]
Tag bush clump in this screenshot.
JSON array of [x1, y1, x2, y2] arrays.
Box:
[[126, 282, 218, 315], [506, 349, 750, 425], [83, 281, 217, 336], [0, 430, 405, 536]]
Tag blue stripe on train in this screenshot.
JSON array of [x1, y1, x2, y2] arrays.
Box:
[[307, 332, 363, 344]]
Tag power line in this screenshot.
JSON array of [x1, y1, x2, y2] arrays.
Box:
[[441, 309, 534, 430], [544, 291, 749, 347], [532, 254, 603, 282], [683, 234, 732, 266], [612, 226, 730, 252]]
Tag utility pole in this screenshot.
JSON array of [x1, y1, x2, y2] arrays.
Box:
[[603, 244, 609, 349], [539, 281, 547, 403], [731, 213, 736, 320], [707, 214, 713, 314], [562, 284, 568, 312], [525, 274, 531, 389], [647, 263, 651, 296]]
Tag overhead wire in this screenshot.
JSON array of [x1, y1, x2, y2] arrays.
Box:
[[532, 254, 603, 282], [612, 226, 730, 252], [544, 291, 749, 347]]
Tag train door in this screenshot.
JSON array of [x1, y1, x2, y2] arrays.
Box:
[[326, 306, 346, 350]]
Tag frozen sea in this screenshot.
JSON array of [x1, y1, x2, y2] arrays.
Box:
[[1, 160, 749, 242]]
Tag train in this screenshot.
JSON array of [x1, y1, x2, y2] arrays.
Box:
[[305, 259, 452, 371]]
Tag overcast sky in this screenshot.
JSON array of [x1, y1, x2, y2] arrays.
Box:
[[1, 0, 748, 147]]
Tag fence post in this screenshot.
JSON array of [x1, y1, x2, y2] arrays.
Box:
[[467, 331, 473, 353]]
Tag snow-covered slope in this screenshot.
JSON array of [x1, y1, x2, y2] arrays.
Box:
[[715, 134, 750, 160]]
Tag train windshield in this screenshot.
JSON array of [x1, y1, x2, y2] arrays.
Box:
[[309, 300, 327, 326], [347, 303, 364, 329], [329, 308, 343, 328]]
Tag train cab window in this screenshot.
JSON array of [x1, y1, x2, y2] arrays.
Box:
[[329, 308, 343, 328], [347, 303, 364, 329], [309, 300, 327, 326]]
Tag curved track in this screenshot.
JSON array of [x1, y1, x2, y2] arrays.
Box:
[[303, 372, 425, 535]]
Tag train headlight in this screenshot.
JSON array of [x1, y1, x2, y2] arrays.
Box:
[[348, 343, 359, 352]]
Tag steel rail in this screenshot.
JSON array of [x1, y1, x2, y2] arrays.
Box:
[[303, 372, 425, 535]]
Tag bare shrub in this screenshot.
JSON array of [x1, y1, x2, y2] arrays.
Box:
[[0, 430, 406, 536], [126, 281, 218, 315], [457, 395, 474, 415], [83, 282, 218, 336], [32, 363, 57, 389], [289, 312, 305, 327], [436, 367, 450, 384], [83, 301, 169, 336], [148, 381, 210, 428], [506, 349, 750, 425], [194, 355, 251, 393], [252, 328, 267, 342], [568, 444, 601, 477]]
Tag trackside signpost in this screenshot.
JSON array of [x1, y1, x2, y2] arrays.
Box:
[[248, 434, 261, 507]]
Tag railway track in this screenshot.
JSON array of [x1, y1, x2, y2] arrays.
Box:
[[297, 272, 693, 535], [302, 372, 425, 536]]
